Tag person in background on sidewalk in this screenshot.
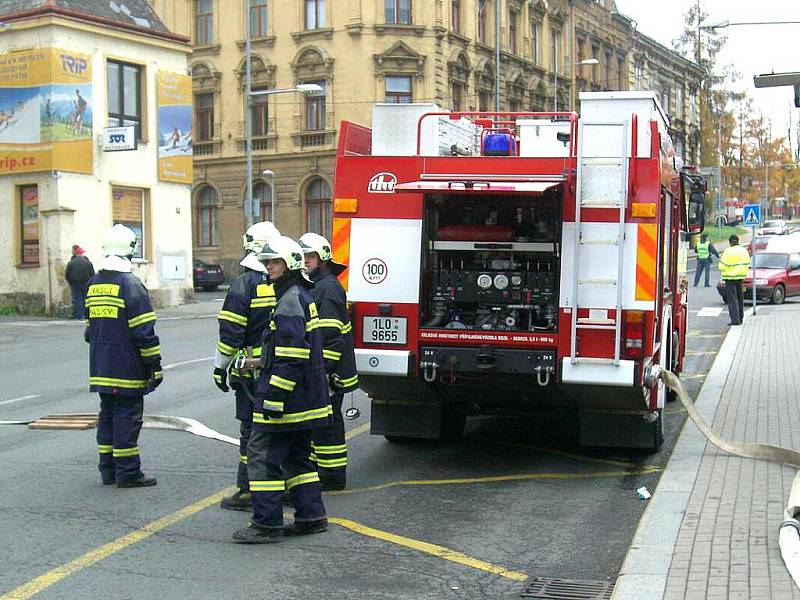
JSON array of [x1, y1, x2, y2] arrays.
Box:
[[65, 244, 94, 319], [213, 221, 279, 512], [693, 233, 720, 287], [718, 234, 751, 326], [85, 225, 162, 488], [298, 232, 358, 491]]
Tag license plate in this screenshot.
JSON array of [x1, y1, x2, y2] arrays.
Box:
[[363, 316, 407, 345], [206, 269, 218, 274]]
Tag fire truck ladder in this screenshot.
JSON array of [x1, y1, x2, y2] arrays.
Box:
[[570, 119, 630, 366]]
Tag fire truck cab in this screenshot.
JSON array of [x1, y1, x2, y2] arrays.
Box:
[[332, 91, 704, 450]]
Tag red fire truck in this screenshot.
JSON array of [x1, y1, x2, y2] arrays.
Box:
[[331, 92, 705, 450]]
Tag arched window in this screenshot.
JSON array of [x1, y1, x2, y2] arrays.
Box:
[[305, 178, 332, 238], [196, 185, 219, 246], [253, 181, 272, 222]]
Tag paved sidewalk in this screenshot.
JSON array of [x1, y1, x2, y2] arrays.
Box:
[[613, 304, 800, 600]]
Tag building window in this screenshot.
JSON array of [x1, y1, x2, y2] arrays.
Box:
[[195, 93, 214, 141], [250, 0, 267, 37], [617, 58, 625, 89], [451, 0, 461, 34], [591, 46, 599, 81], [478, 90, 490, 111], [19, 185, 39, 266], [635, 63, 643, 90], [530, 21, 539, 65], [306, 178, 332, 238], [196, 0, 214, 44], [112, 187, 147, 260], [253, 181, 272, 222], [107, 60, 142, 140], [661, 90, 670, 114], [478, 0, 487, 44], [676, 85, 684, 119], [195, 185, 219, 247], [451, 81, 464, 111], [305, 80, 326, 130], [385, 75, 412, 103], [550, 31, 559, 73], [251, 88, 269, 136], [508, 10, 517, 55], [386, 0, 411, 25], [305, 0, 325, 30], [604, 51, 611, 88]]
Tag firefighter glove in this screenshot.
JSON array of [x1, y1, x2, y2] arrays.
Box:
[[151, 363, 163, 389], [330, 373, 343, 390], [213, 367, 229, 393]]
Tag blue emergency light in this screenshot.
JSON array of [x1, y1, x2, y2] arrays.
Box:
[[482, 132, 516, 156]]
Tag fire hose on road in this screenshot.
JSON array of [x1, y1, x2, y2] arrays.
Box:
[[660, 369, 800, 589]]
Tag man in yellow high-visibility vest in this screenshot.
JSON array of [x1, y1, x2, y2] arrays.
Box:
[[693, 233, 720, 287], [718, 234, 751, 326]]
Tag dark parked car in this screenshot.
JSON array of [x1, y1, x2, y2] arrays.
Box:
[[193, 259, 225, 291], [716, 251, 800, 305]]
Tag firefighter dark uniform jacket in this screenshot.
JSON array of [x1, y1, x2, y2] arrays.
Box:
[[309, 263, 358, 393], [86, 271, 161, 396], [217, 267, 275, 386], [255, 273, 331, 431]]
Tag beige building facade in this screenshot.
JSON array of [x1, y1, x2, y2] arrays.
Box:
[[150, 0, 702, 277], [0, 1, 193, 314]]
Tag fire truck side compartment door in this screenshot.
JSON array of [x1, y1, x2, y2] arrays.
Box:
[[348, 218, 423, 303]]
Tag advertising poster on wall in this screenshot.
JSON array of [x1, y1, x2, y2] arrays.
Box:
[[156, 71, 192, 184], [20, 185, 39, 265], [0, 47, 93, 175]]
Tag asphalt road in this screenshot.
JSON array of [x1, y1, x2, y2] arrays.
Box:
[[0, 276, 746, 600]]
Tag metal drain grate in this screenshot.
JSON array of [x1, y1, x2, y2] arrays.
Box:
[[520, 576, 614, 600]]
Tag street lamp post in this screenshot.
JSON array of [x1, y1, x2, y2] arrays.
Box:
[[700, 19, 800, 30], [554, 58, 598, 112]]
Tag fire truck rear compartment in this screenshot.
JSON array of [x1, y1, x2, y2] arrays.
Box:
[[420, 190, 560, 376]]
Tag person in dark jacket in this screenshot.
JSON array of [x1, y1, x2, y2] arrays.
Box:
[[298, 232, 358, 490], [65, 244, 94, 319], [232, 236, 331, 544], [693, 233, 720, 287], [213, 221, 279, 511], [85, 224, 161, 488]]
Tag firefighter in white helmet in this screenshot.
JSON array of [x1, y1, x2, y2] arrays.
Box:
[[232, 236, 331, 543], [298, 232, 358, 490], [215, 221, 280, 511], [85, 224, 161, 488]]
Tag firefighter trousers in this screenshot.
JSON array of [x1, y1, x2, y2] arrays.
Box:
[[97, 393, 144, 484], [311, 392, 347, 488], [247, 427, 326, 529], [233, 383, 255, 491]]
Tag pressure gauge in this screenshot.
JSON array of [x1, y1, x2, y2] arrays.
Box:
[[493, 273, 509, 290], [510, 274, 522, 286], [477, 273, 493, 289]]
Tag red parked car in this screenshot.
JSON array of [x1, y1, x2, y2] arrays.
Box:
[[717, 251, 800, 304]]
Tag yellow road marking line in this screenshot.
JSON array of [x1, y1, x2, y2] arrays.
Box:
[[666, 407, 687, 415], [484, 439, 649, 469], [328, 467, 662, 496], [1, 422, 373, 599], [329, 517, 528, 581], [0, 486, 236, 600], [679, 373, 707, 380], [685, 350, 717, 356], [686, 332, 724, 338]]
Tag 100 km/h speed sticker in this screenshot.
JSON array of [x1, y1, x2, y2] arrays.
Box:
[[362, 258, 388, 284]]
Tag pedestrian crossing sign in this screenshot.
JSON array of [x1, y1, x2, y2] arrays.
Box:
[[743, 204, 761, 227]]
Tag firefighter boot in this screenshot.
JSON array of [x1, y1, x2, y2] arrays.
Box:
[[117, 474, 157, 488], [320, 471, 346, 491], [232, 522, 283, 544], [284, 518, 328, 536], [220, 490, 253, 512]]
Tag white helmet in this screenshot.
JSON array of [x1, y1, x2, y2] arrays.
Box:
[[257, 235, 305, 271], [242, 221, 279, 253], [102, 224, 137, 258], [298, 232, 333, 261]]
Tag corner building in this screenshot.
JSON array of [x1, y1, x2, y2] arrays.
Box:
[[152, 0, 702, 277], [0, 0, 192, 313]]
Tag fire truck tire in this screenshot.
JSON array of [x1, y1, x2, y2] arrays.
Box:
[[651, 410, 665, 451]]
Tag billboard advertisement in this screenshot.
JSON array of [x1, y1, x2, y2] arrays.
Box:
[[157, 71, 192, 184], [0, 47, 93, 175]]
